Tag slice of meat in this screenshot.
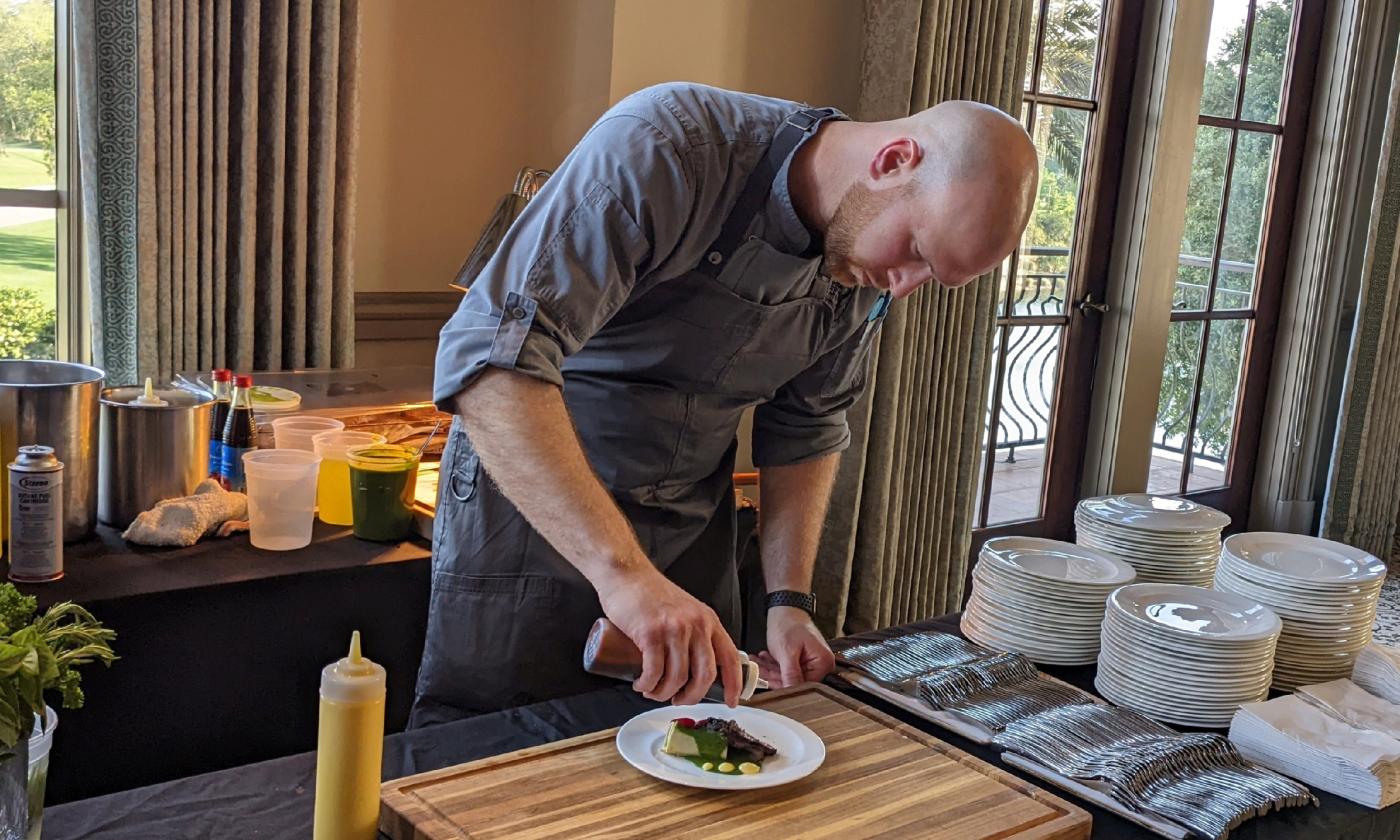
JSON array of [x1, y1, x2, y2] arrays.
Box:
[[699, 718, 777, 764]]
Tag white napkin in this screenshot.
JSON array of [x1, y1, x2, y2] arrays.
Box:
[[1298, 679, 1400, 736], [121, 479, 249, 547], [1353, 643, 1400, 705], [1230, 694, 1400, 808]]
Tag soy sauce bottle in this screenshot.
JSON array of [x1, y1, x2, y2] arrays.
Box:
[[208, 369, 233, 479], [219, 374, 258, 492]]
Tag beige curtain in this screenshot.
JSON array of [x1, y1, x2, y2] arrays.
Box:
[[1322, 53, 1400, 561], [813, 0, 1033, 636], [134, 0, 361, 381]]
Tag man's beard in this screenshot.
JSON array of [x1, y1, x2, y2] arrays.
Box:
[[823, 181, 902, 287]]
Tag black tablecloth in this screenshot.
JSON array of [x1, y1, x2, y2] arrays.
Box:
[[44, 616, 1400, 840]]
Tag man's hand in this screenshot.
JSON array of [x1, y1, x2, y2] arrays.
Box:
[[598, 567, 744, 708], [755, 606, 836, 687]]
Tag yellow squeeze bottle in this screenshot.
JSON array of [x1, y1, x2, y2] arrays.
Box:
[[313, 631, 386, 840]]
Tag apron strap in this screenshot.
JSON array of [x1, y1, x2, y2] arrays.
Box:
[[696, 107, 842, 278]]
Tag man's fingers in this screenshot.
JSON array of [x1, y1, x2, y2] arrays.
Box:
[[654, 636, 690, 702], [777, 647, 803, 688], [803, 642, 837, 682], [633, 635, 664, 697], [712, 628, 743, 707], [676, 636, 717, 706]]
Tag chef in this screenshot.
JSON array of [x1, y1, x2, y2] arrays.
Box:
[[412, 82, 1037, 725]]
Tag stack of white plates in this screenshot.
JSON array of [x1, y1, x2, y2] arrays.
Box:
[[1097, 583, 1280, 728], [1214, 532, 1386, 691], [1075, 494, 1231, 585], [961, 536, 1136, 665]]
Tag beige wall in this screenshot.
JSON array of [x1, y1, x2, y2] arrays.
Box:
[[609, 0, 863, 111], [355, 0, 616, 294], [355, 0, 864, 297]]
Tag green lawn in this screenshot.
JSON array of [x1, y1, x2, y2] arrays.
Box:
[[0, 220, 57, 308], [0, 145, 52, 190]]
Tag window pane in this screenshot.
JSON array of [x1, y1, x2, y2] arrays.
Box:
[[985, 324, 1063, 525], [1038, 0, 1103, 100], [1201, 0, 1250, 118], [0, 0, 57, 190], [1020, 104, 1088, 317], [974, 325, 1006, 526], [1174, 126, 1231, 311], [0, 210, 57, 360], [1240, 0, 1294, 124], [1149, 320, 1204, 494], [1213, 131, 1275, 309], [1186, 319, 1250, 491]]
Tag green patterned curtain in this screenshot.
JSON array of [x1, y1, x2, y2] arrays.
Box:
[[75, 0, 361, 385]]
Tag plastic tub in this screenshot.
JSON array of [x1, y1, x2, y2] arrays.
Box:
[[243, 450, 322, 550], [347, 444, 422, 542], [271, 415, 345, 452], [312, 431, 387, 527]]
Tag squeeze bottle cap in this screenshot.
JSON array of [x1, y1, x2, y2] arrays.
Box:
[[212, 369, 232, 382], [131, 377, 169, 407], [320, 631, 386, 704]]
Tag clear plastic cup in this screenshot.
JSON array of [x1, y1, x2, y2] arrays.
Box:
[[347, 444, 422, 542], [243, 449, 322, 550], [311, 431, 386, 527], [26, 706, 56, 840], [271, 415, 345, 451]]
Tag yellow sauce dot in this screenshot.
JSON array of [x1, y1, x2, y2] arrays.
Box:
[[717, 762, 736, 774], [701, 762, 715, 772], [739, 762, 761, 775]]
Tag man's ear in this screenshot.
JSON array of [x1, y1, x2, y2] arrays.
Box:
[[870, 138, 923, 182]]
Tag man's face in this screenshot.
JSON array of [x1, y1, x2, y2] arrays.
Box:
[[823, 181, 994, 300]]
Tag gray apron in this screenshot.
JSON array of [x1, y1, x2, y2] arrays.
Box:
[[411, 108, 884, 726]]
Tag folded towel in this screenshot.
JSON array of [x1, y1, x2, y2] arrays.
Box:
[[122, 479, 248, 547], [1354, 643, 1400, 705]]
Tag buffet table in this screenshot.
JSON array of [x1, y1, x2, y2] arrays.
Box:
[[43, 614, 1395, 840]]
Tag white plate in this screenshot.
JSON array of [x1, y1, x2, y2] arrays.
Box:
[[981, 536, 1138, 586], [1101, 616, 1278, 660], [1075, 520, 1224, 553], [615, 704, 825, 790], [1221, 533, 1386, 585], [1109, 583, 1281, 642], [1214, 566, 1382, 607], [1078, 495, 1231, 533]]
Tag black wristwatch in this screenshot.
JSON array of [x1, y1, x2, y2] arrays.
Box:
[[765, 590, 817, 617]]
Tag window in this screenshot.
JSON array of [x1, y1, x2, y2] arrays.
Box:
[[1148, 0, 1298, 497], [0, 0, 70, 361], [974, 0, 1115, 528]]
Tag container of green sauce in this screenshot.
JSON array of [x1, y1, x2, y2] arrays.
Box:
[[345, 444, 420, 542]]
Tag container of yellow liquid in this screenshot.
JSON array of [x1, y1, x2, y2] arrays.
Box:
[[313, 630, 386, 840], [311, 431, 385, 526]]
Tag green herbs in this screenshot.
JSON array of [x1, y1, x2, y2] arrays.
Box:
[[0, 587, 115, 748]]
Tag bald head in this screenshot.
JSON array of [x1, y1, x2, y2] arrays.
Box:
[[800, 99, 1039, 298]]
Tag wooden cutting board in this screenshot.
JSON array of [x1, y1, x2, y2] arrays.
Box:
[[380, 684, 1091, 839]]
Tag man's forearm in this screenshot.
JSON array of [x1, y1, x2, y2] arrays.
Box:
[[757, 453, 841, 593], [452, 368, 651, 588]]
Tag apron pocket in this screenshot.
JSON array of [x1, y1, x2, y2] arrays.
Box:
[[416, 571, 607, 716]]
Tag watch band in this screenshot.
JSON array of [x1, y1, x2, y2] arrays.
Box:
[[765, 590, 817, 617]]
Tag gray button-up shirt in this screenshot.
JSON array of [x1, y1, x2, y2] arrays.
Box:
[[434, 83, 884, 523]]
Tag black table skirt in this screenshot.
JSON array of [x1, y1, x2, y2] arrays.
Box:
[[44, 616, 1399, 840]]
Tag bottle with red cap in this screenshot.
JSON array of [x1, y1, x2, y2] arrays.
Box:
[[208, 369, 233, 479], [219, 374, 259, 492]]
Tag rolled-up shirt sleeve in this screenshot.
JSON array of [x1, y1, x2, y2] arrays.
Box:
[[434, 114, 691, 409], [751, 322, 880, 468]]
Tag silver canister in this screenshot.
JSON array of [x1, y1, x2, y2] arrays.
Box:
[[0, 360, 103, 543], [7, 446, 63, 582], [98, 385, 214, 529]]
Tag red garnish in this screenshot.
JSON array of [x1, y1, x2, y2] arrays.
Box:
[[673, 717, 697, 729]]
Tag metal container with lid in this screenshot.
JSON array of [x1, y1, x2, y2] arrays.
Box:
[[0, 360, 104, 543], [98, 384, 214, 529]]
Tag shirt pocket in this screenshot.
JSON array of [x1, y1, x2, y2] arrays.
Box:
[[717, 237, 825, 305]]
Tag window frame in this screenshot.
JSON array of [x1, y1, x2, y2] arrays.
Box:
[[1162, 0, 1326, 522]]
